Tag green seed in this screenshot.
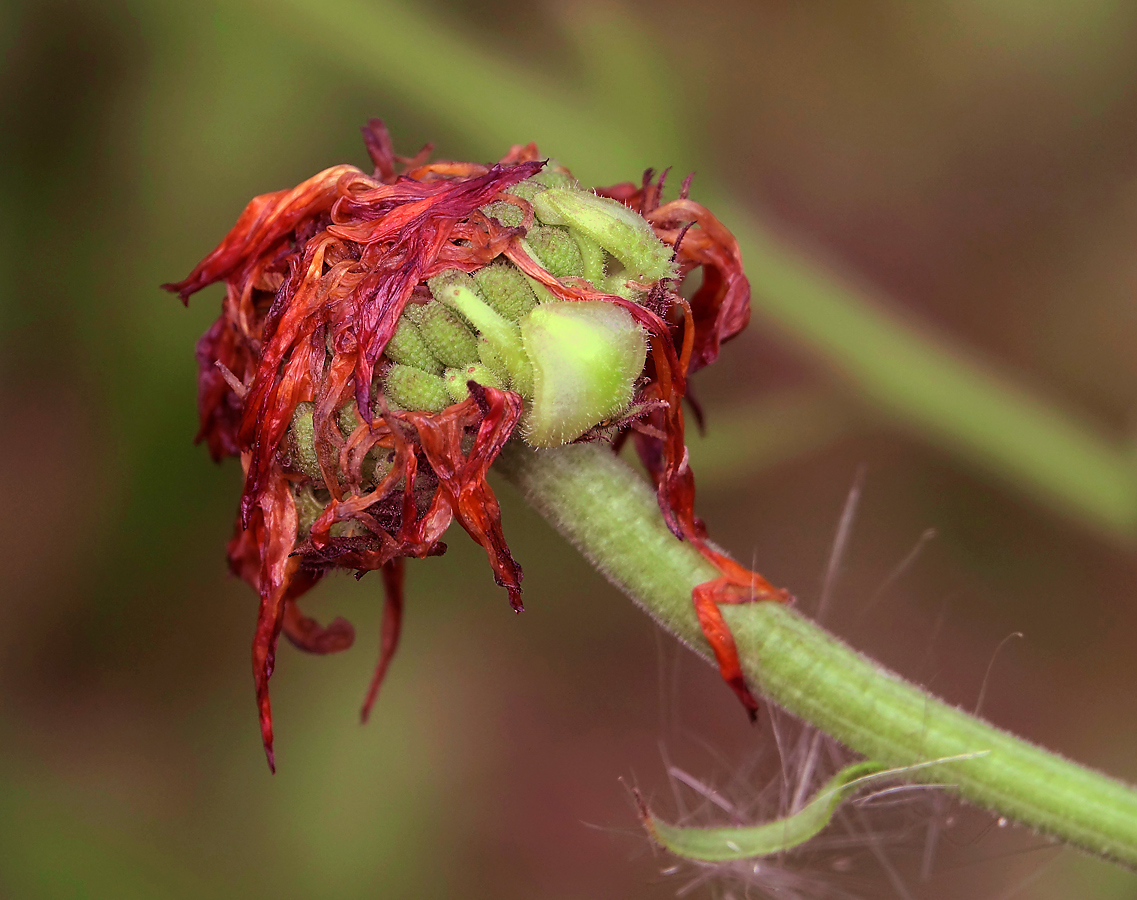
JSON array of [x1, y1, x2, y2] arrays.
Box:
[[504, 180, 545, 203], [401, 302, 427, 326], [337, 402, 361, 435], [384, 316, 443, 374], [383, 364, 450, 413], [526, 225, 584, 279], [371, 447, 394, 484], [472, 261, 538, 322], [443, 363, 503, 402], [287, 401, 322, 479], [480, 200, 524, 228], [294, 483, 326, 532], [414, 302, 479, 367]]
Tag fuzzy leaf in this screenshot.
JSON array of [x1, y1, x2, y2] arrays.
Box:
[[641, 761, 888, 861]]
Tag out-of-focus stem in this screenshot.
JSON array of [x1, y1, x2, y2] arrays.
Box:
[[496, 442, 1137, 868]]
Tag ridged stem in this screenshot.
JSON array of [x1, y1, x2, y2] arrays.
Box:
[[495, 442, 1137, 868]]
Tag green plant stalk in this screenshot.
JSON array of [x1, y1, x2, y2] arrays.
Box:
[[496, 442, 1137, 868]]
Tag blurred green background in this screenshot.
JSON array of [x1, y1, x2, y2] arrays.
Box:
[[3, 0, 1137, 897]]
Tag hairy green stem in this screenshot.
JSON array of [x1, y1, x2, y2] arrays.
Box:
[[496, 442, 1137, 867]]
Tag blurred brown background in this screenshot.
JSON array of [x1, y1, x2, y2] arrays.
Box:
[[2, 0, 1137, 897]]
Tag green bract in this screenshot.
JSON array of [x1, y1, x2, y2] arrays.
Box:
[[373, 168, 672, 447], [520, 301, 646, 447], [531, 188, 676, 286]]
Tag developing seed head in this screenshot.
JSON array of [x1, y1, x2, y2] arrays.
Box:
[[165, 120, 753, 769]]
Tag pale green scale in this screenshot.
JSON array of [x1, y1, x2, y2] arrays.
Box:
[[477, 336, 509, 385], [519, 300, 646, 448], [571, 231, 606, 285]]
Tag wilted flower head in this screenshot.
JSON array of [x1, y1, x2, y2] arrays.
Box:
[[166, 120, 783, 770]]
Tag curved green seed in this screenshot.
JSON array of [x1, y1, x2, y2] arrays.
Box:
[[480, 200, 524, 228], [526, 224, 584, 279], [531, 188, 676, 284], [287, 401, 322, 479], [443, 363, 503, 402], [383, 364, 450, 413], [385, 316, 443, 374], [429, 269, 533, 397], [519, 300, 646, 448], [504, 180, 545, 203], [337, 402, 361, 435], [294, 483, 326, 531], [413, 302, 479, 368], [472, 261, 538, 322]]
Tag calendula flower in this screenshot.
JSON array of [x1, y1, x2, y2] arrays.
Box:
[[166, 120, 787, 770]]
